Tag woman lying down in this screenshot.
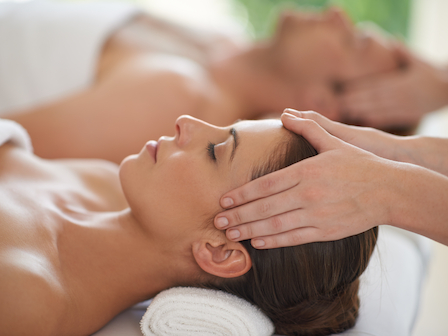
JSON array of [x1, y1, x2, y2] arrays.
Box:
[[0, 116, 377, 336]]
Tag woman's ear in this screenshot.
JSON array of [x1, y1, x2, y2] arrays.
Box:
[[192, 239, 252, 279]]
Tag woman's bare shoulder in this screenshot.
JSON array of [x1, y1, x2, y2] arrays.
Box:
[[0, 250, 68, 336]]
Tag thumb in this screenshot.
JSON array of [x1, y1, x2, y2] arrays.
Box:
[[281, 110, 340, 153]]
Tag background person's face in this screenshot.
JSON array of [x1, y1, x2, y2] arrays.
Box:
[[271, 7, 398, 115]]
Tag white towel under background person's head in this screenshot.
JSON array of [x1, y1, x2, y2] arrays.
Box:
[[0, 119, 32, 152], [140, 287, 275, 336]]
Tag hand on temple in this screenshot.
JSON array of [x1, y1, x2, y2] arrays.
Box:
[[214, 109, 448, 247], [340, 43, 448, 128], [214, 110, 397, 248]]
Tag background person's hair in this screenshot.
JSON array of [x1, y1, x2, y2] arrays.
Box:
[[202, 130, 379, 336]]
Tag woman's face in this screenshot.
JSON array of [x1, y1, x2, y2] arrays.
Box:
[[271, 7, 398, 114], [119, 116, 286, 242]]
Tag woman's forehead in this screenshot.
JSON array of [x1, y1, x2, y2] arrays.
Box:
[[233, 119, 283, 133], [224, 119, 288, 191], [232, 119, 287, 162]]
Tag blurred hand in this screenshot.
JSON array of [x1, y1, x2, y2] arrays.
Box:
[[340, 43, 448, 128], [214, 110, 397, 248]]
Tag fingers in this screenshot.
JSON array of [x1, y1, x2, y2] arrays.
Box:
[[285, 109, 347, 135], [220, 206, 324, 249], [217, 158, 302, 211], [341, 82, 384, 118], [215, 168, 303, 228], [224, 209, 306, 242], [251, 227, 321, 249], [339, 74, 408, 127], [341, 71, 400, 102], [281, 111, 340, 152]]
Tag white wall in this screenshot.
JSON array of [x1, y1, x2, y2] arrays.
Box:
[[410, 2, 448, 336], [409, 0, 448, 63]]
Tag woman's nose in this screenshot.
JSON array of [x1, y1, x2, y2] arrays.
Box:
[[175, 115, 209, 147], [326, 7, 353, 32]]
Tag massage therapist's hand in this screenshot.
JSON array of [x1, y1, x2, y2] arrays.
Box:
[[286, 110, 403, 162], [340, 44, 448, 128], [214, 110, 399, 248]]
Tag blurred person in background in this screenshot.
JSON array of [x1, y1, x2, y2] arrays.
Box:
[[1, 2, 401, 163]]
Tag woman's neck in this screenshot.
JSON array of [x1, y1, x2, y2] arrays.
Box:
[[58, 208, 193, 331], [208, 43, 301, 119]]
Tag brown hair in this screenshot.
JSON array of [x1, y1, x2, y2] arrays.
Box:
[[203, 130, 378, 336]]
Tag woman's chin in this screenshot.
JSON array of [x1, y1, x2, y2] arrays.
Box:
[[119, 153, 137, 172], [118, 154, 138, 198]]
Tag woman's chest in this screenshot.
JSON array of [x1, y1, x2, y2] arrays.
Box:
[[97, 16, 210, 82], [0, 146, 126, 245]]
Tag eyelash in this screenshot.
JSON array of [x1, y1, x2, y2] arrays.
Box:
[[206, 142, 216, 161]]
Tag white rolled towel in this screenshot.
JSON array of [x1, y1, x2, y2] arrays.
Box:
[[0, 119, 32, 152], [140, 287, 275, 336]]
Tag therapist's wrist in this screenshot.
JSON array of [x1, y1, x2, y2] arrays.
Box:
[[387, 160, 448, 244], [382, 161, 417, 231], [395, 135, 436, 170], [356, 156, 404, 230], [392, 135, 419, 164], [374, 159, 403, 227]]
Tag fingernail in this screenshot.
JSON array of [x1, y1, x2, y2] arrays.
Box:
[[283, 112, 299, 120], [221, 197, 234, 208], [215, 217, 229, 229], [284, 108, 302, 117], [252, 239, 265, 248], [228, 229, 240, 240]]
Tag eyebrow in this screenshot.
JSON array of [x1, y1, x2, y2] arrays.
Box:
[[229, 127, 239, 162]]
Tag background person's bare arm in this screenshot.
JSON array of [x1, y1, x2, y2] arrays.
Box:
[[7, 56, 207, 163]]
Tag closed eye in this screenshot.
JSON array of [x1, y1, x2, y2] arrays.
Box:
[[332, 80, 344, 95], [206, 142, 216, 161]]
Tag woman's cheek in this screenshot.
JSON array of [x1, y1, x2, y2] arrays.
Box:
[[156, 157, 221, 216]]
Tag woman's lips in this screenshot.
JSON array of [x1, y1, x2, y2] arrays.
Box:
[[145, 140, 158, 162]]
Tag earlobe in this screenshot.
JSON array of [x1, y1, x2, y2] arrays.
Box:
[[192, 240, 252, 279]]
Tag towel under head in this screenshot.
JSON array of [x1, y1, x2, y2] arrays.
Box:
[[140, 287, 274, 336], [0, 118, 32, 152]]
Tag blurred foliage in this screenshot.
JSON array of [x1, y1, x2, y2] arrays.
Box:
[[232, 0, 411, 39]]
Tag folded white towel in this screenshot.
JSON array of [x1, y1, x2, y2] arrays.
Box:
[[0, 119, 32, 152], [140, 287, 274, 336]]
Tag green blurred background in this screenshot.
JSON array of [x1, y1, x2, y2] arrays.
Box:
[[232, 0, 411, 39], [53, 0, 412, 42]]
